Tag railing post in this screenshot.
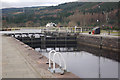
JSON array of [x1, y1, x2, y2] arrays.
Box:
[[81, 27, 83, 33], [48, 50, 56, 69]]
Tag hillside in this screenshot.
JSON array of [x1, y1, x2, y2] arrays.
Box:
[[2, 2, 119, 29]]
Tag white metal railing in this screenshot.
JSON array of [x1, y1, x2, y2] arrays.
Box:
[[41, 27, 83, 33], [48, 50, 67, 74], [53, 52, 66, 72], [48, 50, 56, 69]]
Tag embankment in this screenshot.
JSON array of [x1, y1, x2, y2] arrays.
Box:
[[77, 34, 120, 52]]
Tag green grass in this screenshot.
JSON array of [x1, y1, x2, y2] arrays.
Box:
[[101, 30, 120, 33], [82, 31, 89, 33], [110, 31, 120, 34], [82, 30, 120, 34], [114, 35, 120, 36]]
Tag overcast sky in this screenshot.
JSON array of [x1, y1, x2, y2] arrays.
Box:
[[1, 0, 78, 9], [1, 0, 119, 9]]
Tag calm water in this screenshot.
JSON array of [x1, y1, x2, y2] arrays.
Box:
[[2, 29, 119, 78], [36, 48, 119, 78]]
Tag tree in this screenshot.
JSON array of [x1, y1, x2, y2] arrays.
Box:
[[68, 21, 77, 27], [2, 20, 7, 27], [34, 23, 40, 27], [25, 21, 34, 27]]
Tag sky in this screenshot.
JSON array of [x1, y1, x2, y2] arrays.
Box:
[[1, 0, 77, 9], [1, 0, 119, 9]]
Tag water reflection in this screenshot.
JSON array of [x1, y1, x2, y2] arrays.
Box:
[[77, 44, 119, 62], [35, 47, 119, 78], [3, 29, 118, 78]]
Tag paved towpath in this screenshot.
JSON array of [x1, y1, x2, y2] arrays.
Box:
[[2, 35, 55, 78], [1, 35, 79, 78]]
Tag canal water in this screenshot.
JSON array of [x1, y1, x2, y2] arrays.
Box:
[[35, 47, 119, 78], [2, 29, 119, 78]]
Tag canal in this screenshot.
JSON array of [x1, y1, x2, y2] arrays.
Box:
[[2, 29, 119, 78], [35, 47, 119, 78]]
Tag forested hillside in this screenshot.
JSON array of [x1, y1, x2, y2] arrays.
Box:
[[2, 2, 119, 29]]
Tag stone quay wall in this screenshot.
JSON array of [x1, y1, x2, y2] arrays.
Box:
[[77, 34, 120, 52]]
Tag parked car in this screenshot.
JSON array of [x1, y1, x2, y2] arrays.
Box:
[[92, 27, 100, 34]]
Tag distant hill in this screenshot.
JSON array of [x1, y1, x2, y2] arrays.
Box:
[[2, 2, 119, 29], [2, 6, 46, 14]]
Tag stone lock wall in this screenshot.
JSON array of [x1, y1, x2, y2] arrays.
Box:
[[77, 34, 120, 51]]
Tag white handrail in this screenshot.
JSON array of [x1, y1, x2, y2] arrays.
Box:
[[48, 50, 56, 69], [53, 52, 66, 73], [48, 50, 67, 74], [56, 53, 62, 68]]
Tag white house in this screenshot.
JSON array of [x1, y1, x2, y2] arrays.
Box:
[[46, 22, 57, 27]]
